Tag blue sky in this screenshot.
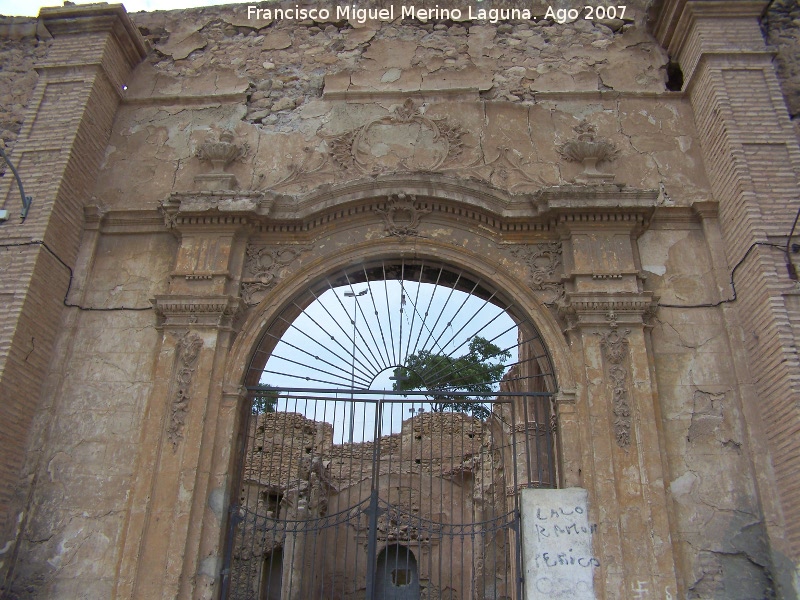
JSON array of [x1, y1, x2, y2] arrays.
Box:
[[0, 1, 239, 17]]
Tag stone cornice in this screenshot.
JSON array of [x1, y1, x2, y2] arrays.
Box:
[[651, 0, 769, 56], [152, 295, 244, 330], [39, 4, 148, 69], [98, 180, 661, 238], [559, 292, 658, 330], [533, 185, 659, 235], [160, 191, 272, 231]]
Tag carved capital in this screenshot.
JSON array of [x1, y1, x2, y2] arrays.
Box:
[[152, 295, 245, 330], [559, 292, 658, 330]]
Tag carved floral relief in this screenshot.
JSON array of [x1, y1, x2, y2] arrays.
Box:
[[167, 331, 203, 450], [509, 242, 565, 305], [241, 243, 313, 306], [194, 129, 249, 190], [597, 327, 632, 448], [558, 120, 619, 184]]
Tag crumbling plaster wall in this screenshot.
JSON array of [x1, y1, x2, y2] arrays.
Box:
[[0, 17, 48, 151], [764, 0, 800, 141], [4, 232, 176, 598], [640, 227, 778, 598], [0, 1, 793, 598]]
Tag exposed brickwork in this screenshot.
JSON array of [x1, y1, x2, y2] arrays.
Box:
[[0, 6, 147, 592], [656, 2, 800, 596]]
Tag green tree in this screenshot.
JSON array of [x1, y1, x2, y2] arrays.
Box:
[[392, 336, 511, 418], [251, 385, 279, 414]]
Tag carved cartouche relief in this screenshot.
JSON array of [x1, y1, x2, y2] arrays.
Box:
[[329, 98, 465, 174], [167, 331, 203, 450], [375, 193, 432, 239], [240, 243, 313, 306], [259, 99, 547, 194]]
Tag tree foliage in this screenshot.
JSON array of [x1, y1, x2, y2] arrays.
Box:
[[392, 336, 511, 418], [251, 385, 279, 414]]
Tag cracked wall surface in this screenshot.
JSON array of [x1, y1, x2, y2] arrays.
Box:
[[0, 2, 798, 599]]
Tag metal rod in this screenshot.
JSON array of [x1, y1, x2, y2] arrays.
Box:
[[246, 385, 554, 397], [344, 288, 367, 443], [0, 146, 32, 221]]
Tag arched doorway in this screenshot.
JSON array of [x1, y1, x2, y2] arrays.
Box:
[[223, 257, 558, 599], [375, 544, 420, 599]]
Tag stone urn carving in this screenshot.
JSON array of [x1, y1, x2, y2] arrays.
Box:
[[195, 130, 248, 190], [558, 121, 619, 184]]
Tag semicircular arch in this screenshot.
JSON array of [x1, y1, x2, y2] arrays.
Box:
[[226, 237, 575, 397]]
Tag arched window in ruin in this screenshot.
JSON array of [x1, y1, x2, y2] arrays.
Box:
[[223, 258, 558, 599]]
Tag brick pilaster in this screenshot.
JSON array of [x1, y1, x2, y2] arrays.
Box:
[[0, 4, 145, 579], [654, 2, 800, 596]]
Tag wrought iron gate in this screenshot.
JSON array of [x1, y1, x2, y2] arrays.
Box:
[[222, 259, 558, 599], [223, 391, 555, 600]]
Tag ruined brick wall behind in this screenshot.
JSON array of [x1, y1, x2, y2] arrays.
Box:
[[0, 18, 48, 152], [764, 0, 800, 140]]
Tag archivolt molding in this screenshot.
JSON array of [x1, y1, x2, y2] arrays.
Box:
[[225, 238, 578, 399]]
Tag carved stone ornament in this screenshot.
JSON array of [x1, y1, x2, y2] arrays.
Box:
[[558, 120, 619, 184], [167, 331, 203, 450], [253, 99, 564, 194], [160, 190, 271, 230], [597, 327, 632, 448], [241, 243, 314, 306], [509, 242, 565, 305], [195, 130, 249, 190], [327, 98, 466, 175], [375, 193, 432, 239], [152, 295, 245, 330]]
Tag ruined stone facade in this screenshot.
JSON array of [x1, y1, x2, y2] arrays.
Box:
[[0, 1, 799, 598]]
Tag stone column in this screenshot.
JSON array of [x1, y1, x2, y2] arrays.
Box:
[[547, 188, 679, 599], [0, 3, 145, 578], [654, 3, 800, 596]]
